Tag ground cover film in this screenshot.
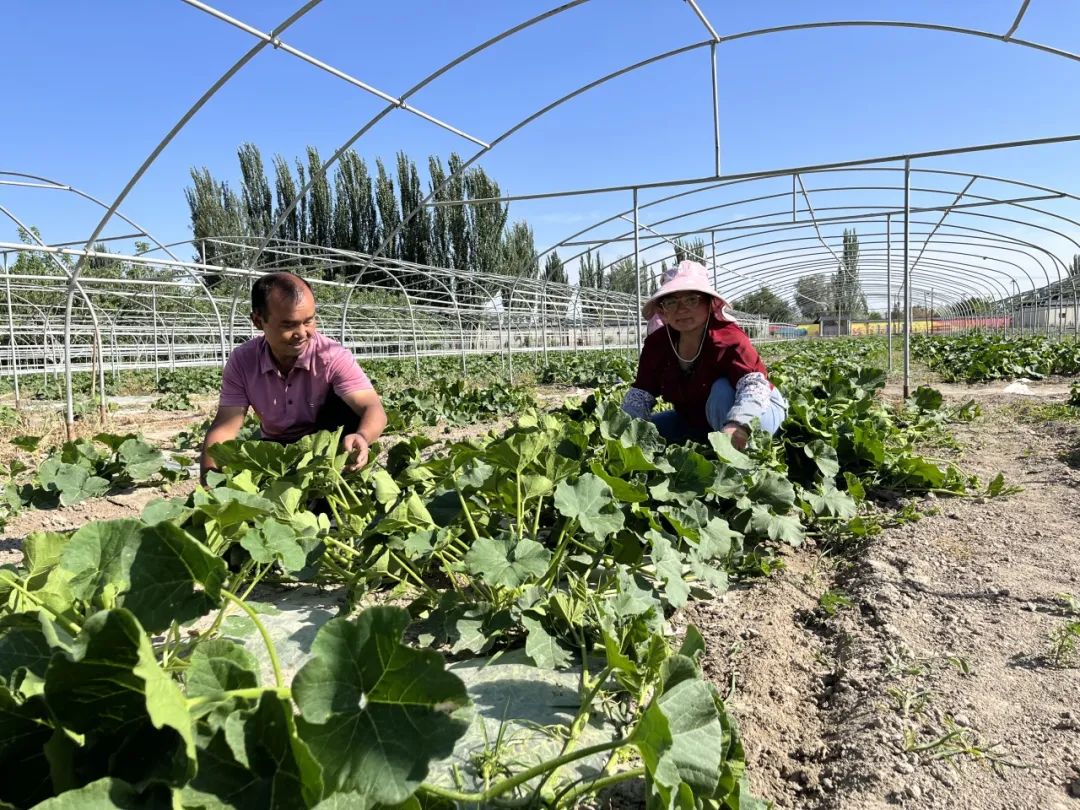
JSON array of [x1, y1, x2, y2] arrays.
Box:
[[0, 335, 1078, 809]]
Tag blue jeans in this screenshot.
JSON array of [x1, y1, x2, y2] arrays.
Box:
[[650, 378, 788, 444]]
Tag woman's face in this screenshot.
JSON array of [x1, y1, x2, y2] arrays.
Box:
[[659, 292, 711, 333]]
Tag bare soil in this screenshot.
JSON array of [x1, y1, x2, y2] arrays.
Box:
[[681, 382, 1080, 810]]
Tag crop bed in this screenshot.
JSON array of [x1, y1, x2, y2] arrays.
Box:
[[1, 336, 1076, 808]]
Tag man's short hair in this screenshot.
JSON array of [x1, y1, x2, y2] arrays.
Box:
[[251, 272, 314, 318]]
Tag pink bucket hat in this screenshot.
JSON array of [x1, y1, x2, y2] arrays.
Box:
[[642, 260, 735, 323]]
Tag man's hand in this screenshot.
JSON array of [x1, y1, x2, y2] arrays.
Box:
[[200, 405, 248, 484], [722, 421, 750, 451], [343, 433, 370, 472]]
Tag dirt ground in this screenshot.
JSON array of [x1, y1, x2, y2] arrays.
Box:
[[682, 383, 1080, 810], [2, 382, 1078, 810]]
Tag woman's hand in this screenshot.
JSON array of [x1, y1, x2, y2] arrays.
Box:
[[343, 433, 370, 472], [722, 422, 750, 451]]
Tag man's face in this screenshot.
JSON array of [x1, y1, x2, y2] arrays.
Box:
[[251, 287, 317, 360]]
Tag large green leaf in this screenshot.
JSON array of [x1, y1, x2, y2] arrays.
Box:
[[0, 613, 52, 692], [29, 777, 175, 809], [239, 518, 308, 573], [185, 639, 259, 711], [44, 609, 195, 786], [293, 607, 469, 804], [633, 658, 729, 808], [186, 692, 323, 809], [522, 615, 572, 670], [0, 687, 53, 807], [37, 459, 110, 506], [649, 447, 714, 506], [60, 519, 226, 633], [117, 438, 166, 481], [707, 432, 753, 470], [553, 474, 625, 539], [464, 535, 550, 589]]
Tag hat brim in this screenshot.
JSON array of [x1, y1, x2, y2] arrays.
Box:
[[641, 287, 727, 320]]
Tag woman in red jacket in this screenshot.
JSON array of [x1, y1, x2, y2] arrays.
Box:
[[621, 261, 787, 449]]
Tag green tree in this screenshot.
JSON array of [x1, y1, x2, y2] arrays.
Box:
[[501, 221, 538, 277], [733, 287, 796, 323], [374, 159, 401, 261], [577, 250, 604, 289], [185, 167, 245, 285], [305, 147, 332, 251], [831, 228, 866, 317], [543, 251, 566, 284], [272, 155, 300, 243], [465, 167, 507, 276], [238, 143, 273, 245], [397, 152, 430, 267], [673, 237, 708, 265], [793, 273, 830, 320]]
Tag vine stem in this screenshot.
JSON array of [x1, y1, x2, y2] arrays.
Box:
[[554, 766, 646, 807], [457, 490, 482, 545], [5, 577, 81, 636], [221, 588, 283, 689], [418, 735, 632, 804], [186, 685, 291, 710]]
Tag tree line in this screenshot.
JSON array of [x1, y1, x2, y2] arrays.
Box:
[[185, 142, 571, 290]]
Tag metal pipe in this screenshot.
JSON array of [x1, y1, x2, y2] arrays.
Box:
[[633, 187, 642, 348], [903, 159, 912, 398], [886, 214, 892, 371], [3, 254, 18, 408], [710, 42, 721, 176]]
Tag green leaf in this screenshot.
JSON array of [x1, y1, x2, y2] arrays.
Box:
[[22, 531, 67, 577], [0, 685, 53, 807], [10, 435, 42, 452], [464, 535, 550, 589], [141, 497, 192, 526], [38, 460, 110, 506], [554, 474, 625, 538], [589, 462, 648, 503], [649, 532, 690, 609], [0, 614, 52, 691], [185, 639, 259, 707], [29, 778, 175, 809], [240, 518, 308, 573], [747, 470, 796, 511], [187, 692, 323, 809], [842, 471, 866, 502], [804, 486, 858, 519], [44, 609, 195, 785], [650, 447, 714, 505], [633, 661, 728, 807], [804, 439, 840, 480], [522, 615, 572, 669], [707, 432, 753, 470], [117, 437, 166, 481], [60, 519, 226, 633], [204, 489, 277, 528], [293, 607, 469, 804], [485, 430, 547, 472]]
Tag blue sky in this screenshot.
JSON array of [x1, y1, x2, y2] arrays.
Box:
[[4, 0, 1080, 305]]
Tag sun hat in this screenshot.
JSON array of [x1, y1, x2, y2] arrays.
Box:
[[641, 260, 736, 323]]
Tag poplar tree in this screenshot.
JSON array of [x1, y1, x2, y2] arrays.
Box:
[[272, 155, 300, 243], [374, 159, 401, 261]]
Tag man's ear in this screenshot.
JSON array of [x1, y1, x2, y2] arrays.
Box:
[[250, 311, 263, 330]]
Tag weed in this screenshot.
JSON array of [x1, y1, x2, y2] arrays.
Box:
[[818, 589, 853, 617]]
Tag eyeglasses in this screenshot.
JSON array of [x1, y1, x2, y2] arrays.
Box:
[[658, 293, 706, 313]]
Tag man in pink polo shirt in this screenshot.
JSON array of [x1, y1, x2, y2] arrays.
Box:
[[199, 272, 386, 482]]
